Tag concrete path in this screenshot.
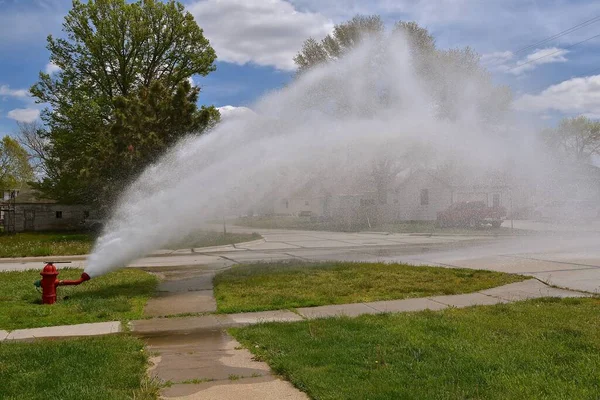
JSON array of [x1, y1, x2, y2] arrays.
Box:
[[1, 321, 121, 341], [130, 279, 590, 336], [133, 278, 590, 400], [1, 279, 589, 343], [146, 330, 308, 400], [2, 278, 590, 400], [2, 225, 599, 293], [144, 266, 220, 317]]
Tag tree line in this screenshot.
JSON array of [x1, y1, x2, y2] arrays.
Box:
[[2, 2, 598, 209]]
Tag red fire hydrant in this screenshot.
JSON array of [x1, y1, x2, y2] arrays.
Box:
[[34, 262, 91, 305]]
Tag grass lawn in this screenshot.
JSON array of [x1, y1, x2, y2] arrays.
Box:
[[213, 262, 525, 313], [377, 221, 527, 235], [234, 216, 526, 235], [0, 231, 93, 258], [168, 231, 262, 249], [0, 268, 157, 330], [232, 297, 600, 400], [234, 216, 365, 232], [0, 231, 261, 258], [0, 335, 158, 400]]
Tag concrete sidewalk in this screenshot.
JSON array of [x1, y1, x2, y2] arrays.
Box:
[[1, 279, 590, 343], [0, 321, 121, 341], [130, 279, 590, 336]]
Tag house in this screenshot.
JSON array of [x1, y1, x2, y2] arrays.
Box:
[[1, 186, 98, 232], [384, 169, 513, 222], [272, 176, 377, 221]]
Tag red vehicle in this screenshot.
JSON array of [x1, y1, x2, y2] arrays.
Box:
[[436, 201, 506, 228]]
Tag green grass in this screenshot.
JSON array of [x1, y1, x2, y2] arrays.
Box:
[[234, 216, 365, 232], [378, 221, 525, 235], [0, 231, 94, 258], [232, 297, 600, 400], [168, 231, 262, 249], [0, 335, 159, 400], [0, 268, 158, 330], [234, 217, 527, 235], [213, 262, 525, 313], [0, 231, 261, 258]]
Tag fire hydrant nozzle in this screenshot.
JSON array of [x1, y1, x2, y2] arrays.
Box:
[[35, 262, 91, 305]]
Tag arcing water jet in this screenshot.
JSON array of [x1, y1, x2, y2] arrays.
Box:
[[84, 35, 549, 278]]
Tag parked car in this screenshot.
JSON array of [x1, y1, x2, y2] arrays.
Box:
[[532, 200, 600, 222], [436, 201, 506, 228]]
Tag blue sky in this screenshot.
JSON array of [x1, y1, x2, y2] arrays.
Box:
[[1, 0, 600, 135]]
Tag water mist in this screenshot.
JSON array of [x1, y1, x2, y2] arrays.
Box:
[[85, 34, 547, 277]]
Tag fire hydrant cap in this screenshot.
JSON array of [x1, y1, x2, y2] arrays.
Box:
[[41, 264, 59, 277]]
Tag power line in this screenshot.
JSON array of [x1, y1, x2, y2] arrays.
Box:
[[513, 15, 600, 55], [506, 32, 600, 72], [578, 65, 600, 77]]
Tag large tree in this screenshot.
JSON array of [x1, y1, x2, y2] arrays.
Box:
[[30, 0, 218, 207], [0, 136, 33, 192], [543, 116, 600, 162]]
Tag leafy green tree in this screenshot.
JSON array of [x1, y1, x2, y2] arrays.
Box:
[[30, 0, 218, 207], [294, 15, 385, 74], [0, 136, 33, 192], [543, 116, 600, 162]]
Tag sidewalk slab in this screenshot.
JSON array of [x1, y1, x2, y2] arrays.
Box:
[[147, 331, 308, 400], [131, 315, 222, 336], [219, 310, 303, 326], [431, 293, 509, 307], [144, 290, 216, 317], [0, 330, 8, 341], [163, 375, 309, 400], [297, 303, 380, 319], [5, 321, 121, 341], [480, 279, 591, 300], [366, 298, 448, 313]]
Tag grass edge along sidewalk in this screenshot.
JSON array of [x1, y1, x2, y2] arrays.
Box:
[[232, 296, 600, 400], [213, 261, 526, 313]]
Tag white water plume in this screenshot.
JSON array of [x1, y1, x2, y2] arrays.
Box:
[[85, 35, 545, 277]]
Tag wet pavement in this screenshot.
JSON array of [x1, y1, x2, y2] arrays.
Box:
[[145, 330, 308, 400], [144, 267, 219, 317]]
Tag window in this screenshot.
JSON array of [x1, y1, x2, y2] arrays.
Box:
[[83, 211, 90, 219], [55, 211, 63, 219], [492, 194, 501, 208], [285, 200, 289, 209], [360, 199, 375, 206], [420, 189, 429, 206], [305, 200, 309, 206]]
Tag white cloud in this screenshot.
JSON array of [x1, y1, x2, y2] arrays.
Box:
[[187, 0, 333, 71], [481, 47, 569, 75], [506, 47, 569, 75], [7, 108, 40, 123], [218, 105, 255, 120], [480, 51, 514, 69], [45, 62, 61, 75], [288, 1, 600, 55], [514, 74, 600, 118], [0, 85, 28, 98]]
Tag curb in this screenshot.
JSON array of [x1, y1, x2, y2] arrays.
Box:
[[0, 239, 267, 264], [1, 321, 122, 342]]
